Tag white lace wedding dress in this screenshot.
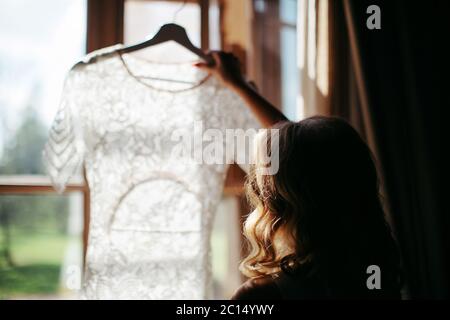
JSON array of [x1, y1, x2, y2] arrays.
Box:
[[44, 44, 259, 299]]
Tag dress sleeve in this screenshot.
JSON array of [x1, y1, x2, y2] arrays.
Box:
[[222, 87, 261, 174], [43, 69, 86, 193]]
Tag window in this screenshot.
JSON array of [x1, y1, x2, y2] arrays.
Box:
[[125, 0, 201, 47], [1, 0, 254, 300], [0, 194, 83, 299], [0, 0, 87, 299], [251, 0, 301, 120], [124, 0, 201, 63], [280, 0, 300, 120]]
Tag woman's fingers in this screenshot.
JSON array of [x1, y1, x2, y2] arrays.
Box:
[[195, 50, 238, 70], [195, 50, 246, 88], [211, 51, 223, 67], [193, 61, 210, 70], [194, 51, 221, 71]]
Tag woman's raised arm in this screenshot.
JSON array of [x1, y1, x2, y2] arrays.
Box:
[[195, 51, 287, 128]]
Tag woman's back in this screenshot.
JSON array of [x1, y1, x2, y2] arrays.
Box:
[[232, 263, 401, 300], [232, 263, 329, 300]]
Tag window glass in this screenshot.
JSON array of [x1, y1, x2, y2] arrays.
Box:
[[280, 0, 300, 120], [0, 0, 86, 300], [0, 193, 84, 299], [0, 0, 86, 175], [124, 0, 201, 62], [280, 0, 297, 25]]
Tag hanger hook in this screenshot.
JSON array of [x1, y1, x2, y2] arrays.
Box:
[[172, 0, 188, 23]]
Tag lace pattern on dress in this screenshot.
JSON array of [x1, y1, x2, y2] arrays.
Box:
[[43, 44, 260, 299]]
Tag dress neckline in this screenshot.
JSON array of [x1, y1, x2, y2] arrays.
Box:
[[116, 47, 212, 94]]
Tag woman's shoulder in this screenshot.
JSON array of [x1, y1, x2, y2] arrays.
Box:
[[231, 276, 283, 300], [231, 265, 329, 300]]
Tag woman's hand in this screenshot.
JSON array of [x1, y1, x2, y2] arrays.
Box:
[[195, 50, 287, 128], [194, 51, 246, 89]]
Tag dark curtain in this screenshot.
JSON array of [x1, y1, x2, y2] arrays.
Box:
[[330, 0, 449, 298]]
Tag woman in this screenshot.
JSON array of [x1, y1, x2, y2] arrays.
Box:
[[195, 52, 402, 299]]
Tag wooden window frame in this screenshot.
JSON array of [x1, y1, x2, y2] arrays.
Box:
[[250, 0, 298, 110], [250, 0, 282, 108]]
